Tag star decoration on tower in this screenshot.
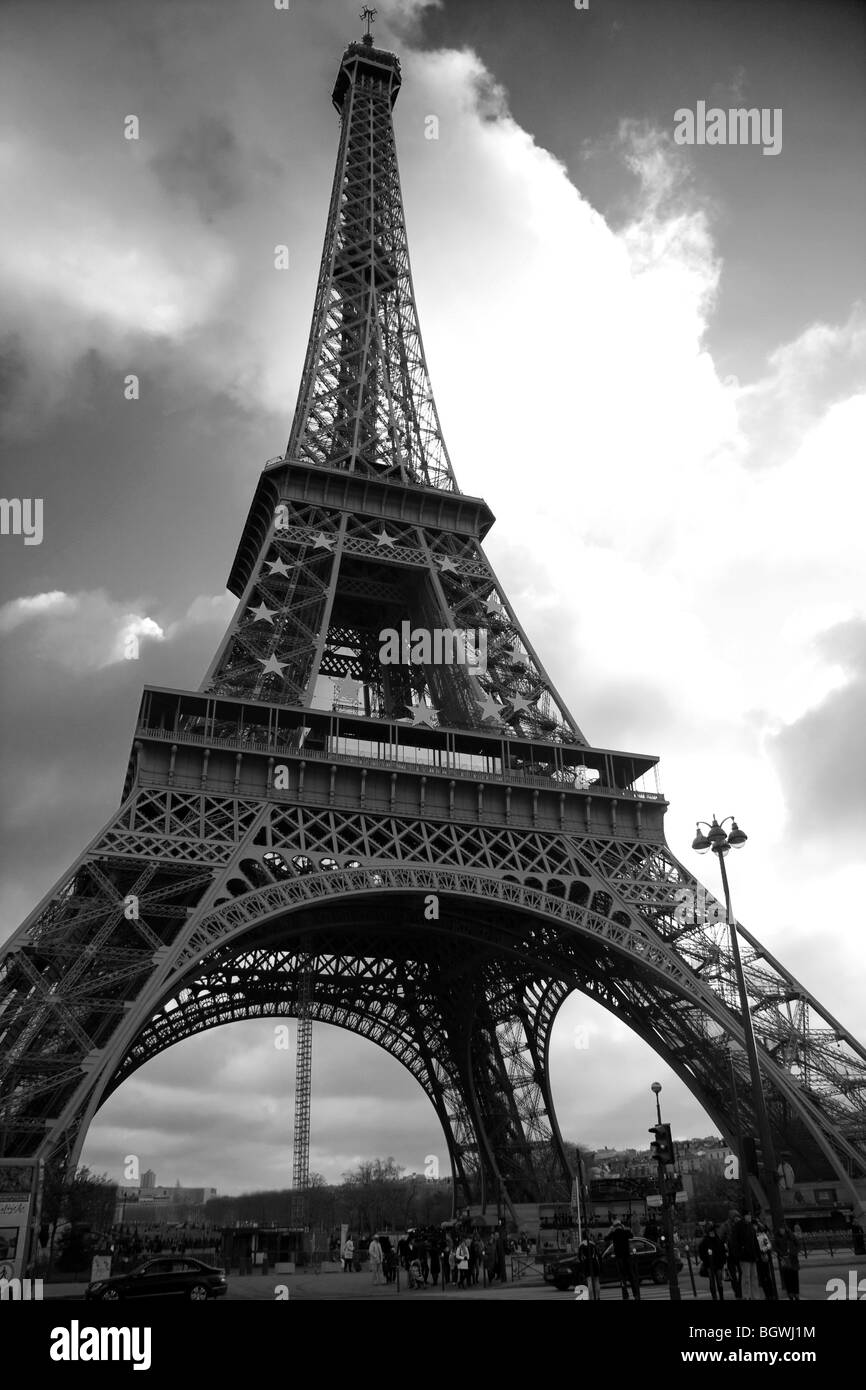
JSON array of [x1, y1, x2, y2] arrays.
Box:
[[437, 556, 458, 573], [475, 694, 504, 723], [484, 594, 501, 613], [313, 532, 335, 551], [507, 694, 536, 715], [266, 558, 291, 578], [503, 645, 528, 666], [375, 529, 397, 548], [258, 655, 288, 678], [405, 702, 438, 726], [249, 602, 278, 624]]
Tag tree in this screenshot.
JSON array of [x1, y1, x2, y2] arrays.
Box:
[[46, 1166, 117, 1273]]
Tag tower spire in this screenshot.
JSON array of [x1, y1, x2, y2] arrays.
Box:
[[360, 5, 377, 42], [202, 32, 588, 741]]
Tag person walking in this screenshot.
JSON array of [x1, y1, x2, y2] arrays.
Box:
[[609, 1220, 640, 1300], [471, 1234, 484, 1285], [342, 1236, 355, 1273], [456, 1237, 471, 1288], [416, 1234, 429, 1286], [381, 1236, 396, 1284], [738, 1215, 761, 1299], [429, 1238, 441, 1287], [723, 1214, 743, 1298], [368, 1235, 383, 1285], [775, 1228, 800, 1301], [577, 1233, 602, 1301], [698, 1222, 727, 1301], [756, 1222, 778, 1300]]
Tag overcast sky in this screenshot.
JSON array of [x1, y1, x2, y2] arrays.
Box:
[[1, 0, 864, 1193]]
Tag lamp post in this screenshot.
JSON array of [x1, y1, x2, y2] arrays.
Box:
[[725, 1039, 753, 1217], [691, 816, 785, 1235], [651, 1081, 662, 1126], [650, 1081, 681, 1301]]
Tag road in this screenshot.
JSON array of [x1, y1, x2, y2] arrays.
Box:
[[40, 1252, 864, 1302]]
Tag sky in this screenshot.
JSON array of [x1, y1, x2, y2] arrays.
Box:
[[1, 0, 864, 1194]]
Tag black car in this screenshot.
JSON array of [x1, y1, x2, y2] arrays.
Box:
[[85, 1256, 228, 1301], [545, 1237, 683, 1291]]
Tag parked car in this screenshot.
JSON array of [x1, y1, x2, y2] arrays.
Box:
[[85, 1256, 228, 1301], [544, 1237, 683, 1291]]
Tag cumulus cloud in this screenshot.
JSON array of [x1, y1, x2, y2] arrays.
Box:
[[736, 304, 866, 469], [769, 618, 866, 853], [0, 590, 165, 671]]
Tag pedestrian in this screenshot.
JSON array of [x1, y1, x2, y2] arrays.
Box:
[[756, 1222, 778, 1300], [416, 1234, 429, 1285], [368, 1234, 383, 1285], [456, 1237, 471, 1288], [429, 1238, 441, 1286], [698, 1222, 726, 1301], [738, 1214, 761, 1299], [723, 1214, 743, 1298], [609, 1220, 640, 1300], [342, 1236, 354, 1273], [774, 1228, 800, 1301], [577, 1233, 602, 1301], [471, 1234, 484, 1285]]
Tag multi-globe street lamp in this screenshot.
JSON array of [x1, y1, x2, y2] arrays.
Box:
[[691, 816, 785, 1234]]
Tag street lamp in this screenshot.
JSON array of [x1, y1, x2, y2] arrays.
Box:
[[691, 816, 785, 1235], [649, 1082, 681, 1301], [651, 1081, 662, 1125]]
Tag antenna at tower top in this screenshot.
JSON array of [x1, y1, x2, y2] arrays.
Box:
[[360, 5, 377, 43]]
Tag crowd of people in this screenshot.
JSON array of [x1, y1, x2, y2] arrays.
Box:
[[694, 1212, 800, 1301], [339, 1225, 511, 1289], [567, 1210, 803, 1302]]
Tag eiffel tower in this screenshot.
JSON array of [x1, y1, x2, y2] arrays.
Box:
[[2, 23, 864, 1226]]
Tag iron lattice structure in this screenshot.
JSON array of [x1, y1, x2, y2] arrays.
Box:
[[1, 32, 864, 1223], [291, 969, 312, 1227]]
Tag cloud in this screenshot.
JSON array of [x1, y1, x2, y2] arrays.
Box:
[[769, 618, 866, 853], [0, 589, 165, 671], [735, 304, 866, 469], [149, 115, 249, 221]]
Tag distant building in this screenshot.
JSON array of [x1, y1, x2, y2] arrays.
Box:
[[141, 1169, 156, 1190], [114, 1180, 217, 1225]]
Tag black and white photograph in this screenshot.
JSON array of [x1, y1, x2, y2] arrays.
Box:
[[1, 0, 864, 1357]]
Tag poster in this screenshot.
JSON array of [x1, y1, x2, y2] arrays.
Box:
[[0, 1200, 31, 1283]]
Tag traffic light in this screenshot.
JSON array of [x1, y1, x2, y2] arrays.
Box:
[[648, 1123, 675, 1167], [742, 1135, 760, 1177]]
